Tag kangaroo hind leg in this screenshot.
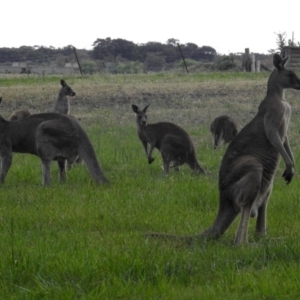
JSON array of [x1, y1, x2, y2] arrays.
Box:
[[232, 166, 263, 244], [41, 159, 52, 186], [57, 158, 67, 183], [255, 185, 273, 236], [0, 152, 12, 184], [161, 152, 171, 175]]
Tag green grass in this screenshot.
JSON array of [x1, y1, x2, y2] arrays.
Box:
[[1, 72, 300, 299]]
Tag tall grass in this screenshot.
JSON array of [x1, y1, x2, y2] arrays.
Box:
[[1, 72, 300, 299]]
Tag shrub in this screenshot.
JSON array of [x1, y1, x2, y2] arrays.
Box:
[[214, 54, 238, 71]]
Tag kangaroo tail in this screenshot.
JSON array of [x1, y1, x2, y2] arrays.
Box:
[[146, 201, 238, 244], [78, 135, 109, 184]]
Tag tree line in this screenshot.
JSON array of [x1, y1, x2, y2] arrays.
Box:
[[0, 38, 216, 65]]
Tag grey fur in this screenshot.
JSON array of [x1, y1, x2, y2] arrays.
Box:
[[8, 109, 31, 121], [210, 115, 238, 149], [146, 54, 300, 245], [54, 79, 76, 115], [0, 112, 108, 186], [132, 104, 205, 175], [53, 79, 82, 167]]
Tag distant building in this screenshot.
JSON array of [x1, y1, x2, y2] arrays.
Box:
[[64, 63, 79, 68], [284, 46, 300, 72], [12, 62, 26, 67]]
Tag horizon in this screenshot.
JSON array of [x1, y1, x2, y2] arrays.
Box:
[[1, 0, 299, 56]]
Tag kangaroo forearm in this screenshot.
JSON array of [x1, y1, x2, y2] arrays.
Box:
[[0, 155, 12, 184], [148, 144, 155, 157], [142, 141, 148, 156], [278, 145, 294, 168], [283, 138, 294, 164], [267, 132, 293, 167]]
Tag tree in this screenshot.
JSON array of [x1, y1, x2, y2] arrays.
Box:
[[166, 38, 179, 46], [288, 39, 300, 47], [144, 53, 166, 71], [269, 32, 286, 56], [81, 60, 97, 74], [92, 38, 113, 60], [110, 39, 139, 60]]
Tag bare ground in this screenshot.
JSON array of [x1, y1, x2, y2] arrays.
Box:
[[1, 74, 300, 138]]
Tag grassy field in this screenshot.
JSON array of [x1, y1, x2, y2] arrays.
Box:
[[1, 72, 300, 299]]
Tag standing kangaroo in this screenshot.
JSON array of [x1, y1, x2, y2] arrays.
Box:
[[147, 54, 300, 245], [210, 115, 238, 149], [0, 112, 108, 186], [132, 104, 205, 174], [54, 79, 76, 115], [54, 79, 82, 166]]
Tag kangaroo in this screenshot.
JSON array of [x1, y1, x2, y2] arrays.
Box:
[[8, 109, 31, 121], [54, 79, 76, 115], [0, 112, 108, 186], [132, 104, 205, 174], [210, 115, 238, 149], [54, 79, 82, 167], [146, 54, 300, 245]]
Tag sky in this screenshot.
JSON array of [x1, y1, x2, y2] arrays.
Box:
[[1, 0, 299, 55]]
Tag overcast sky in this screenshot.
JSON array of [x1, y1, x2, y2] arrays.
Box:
[[1, 0, 299, 55]]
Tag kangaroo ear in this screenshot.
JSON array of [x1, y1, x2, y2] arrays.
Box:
[[60, 79, 66, 87], [273, 54, 282, 69], [0, 97, 2, 105], [282, 56, 289, 67], [131, 104, 139, 113], [273, 54, 289, 70], [143, 104, 150, 112]]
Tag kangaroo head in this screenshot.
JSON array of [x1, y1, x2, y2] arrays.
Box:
[[131, 104, 150, 126], [60, 79, 76, 97], [272, 54, 300, 90], [214, 131, 223, 149]]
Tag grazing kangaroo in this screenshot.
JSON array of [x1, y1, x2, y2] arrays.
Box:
[[146, 54, 300, 245], [132, 104, 205, 174], [210, 115, 238, 149], [0, 112, 108, 186], [9, 109, 31, 121], [54, 79, 76, 115]]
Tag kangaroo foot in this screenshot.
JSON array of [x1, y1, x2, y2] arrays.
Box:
[[148, 157, 155, 164]]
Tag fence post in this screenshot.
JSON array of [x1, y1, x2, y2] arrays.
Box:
[[177, 43, 189, 73], [72, 46, 83, 75], [243, 48, 251, 72], [256, 60, 260, 72], [251, 54, 256, 72]]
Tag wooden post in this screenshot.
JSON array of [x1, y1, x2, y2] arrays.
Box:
[[72, 46, 83, 75], [177, 43, 189, 73], [284, 47, 291, 68], [251, 54, 255, 72], [256, 60, 260, 72], [244, 48, 250, 72]]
